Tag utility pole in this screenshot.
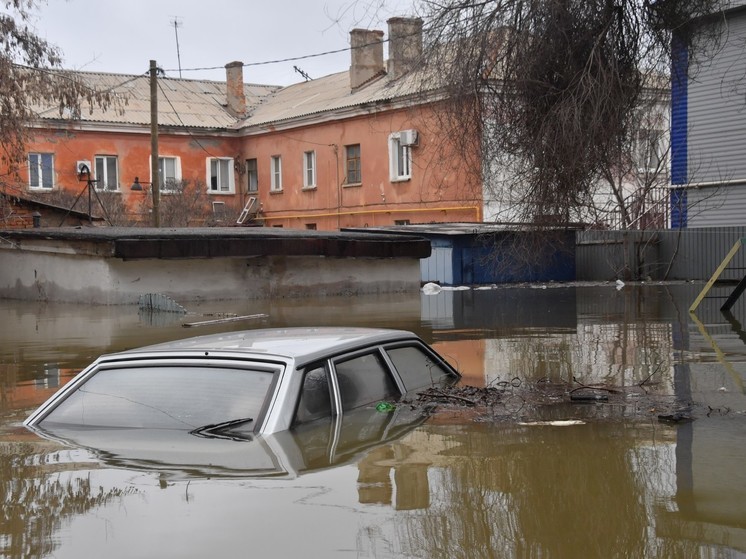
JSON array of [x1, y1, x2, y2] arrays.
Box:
[[150, 60, 160, 228]]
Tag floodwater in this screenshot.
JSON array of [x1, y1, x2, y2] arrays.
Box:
[[1, 283, 746, 558]]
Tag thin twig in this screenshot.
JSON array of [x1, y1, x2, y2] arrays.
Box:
[[639, 363, 662, 386], [424, 388, 478, 406]]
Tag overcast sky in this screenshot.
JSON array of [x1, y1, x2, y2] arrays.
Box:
[[31, 0, 417, 86]]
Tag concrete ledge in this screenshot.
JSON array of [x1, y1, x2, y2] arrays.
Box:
[[1, 227, 431, 259], [0, 227, 430, 304]]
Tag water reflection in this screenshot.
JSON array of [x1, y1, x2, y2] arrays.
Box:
[[1, 284, 746, 558]]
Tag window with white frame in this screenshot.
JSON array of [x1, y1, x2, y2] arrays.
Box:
[[246, 158, 258, 193], [208, 157, 235, 193], [303, 151, 316, 189], [94, 155, 119, 191], [28, 153, 54, 189], [271, 155, 282, 191], [157, 156, 181, 192], [389, 133, 412, 181]]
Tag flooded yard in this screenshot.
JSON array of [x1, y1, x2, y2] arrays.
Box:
[[2, 283, 746, 558]]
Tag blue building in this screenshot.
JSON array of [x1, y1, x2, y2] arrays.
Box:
[[346, 224, 576, 285], [671, 2, 746, 227]]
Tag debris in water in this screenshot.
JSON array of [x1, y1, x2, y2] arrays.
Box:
[[375, 402, 395, 412], [518, 420, 585, 427], [182, 313, 268, 328], [421, 282, 442, 295]]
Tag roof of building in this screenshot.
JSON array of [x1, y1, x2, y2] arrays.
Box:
[[29, 61, 434, 133], [31, 70, 280, 129], [244, 70, 429, 129]]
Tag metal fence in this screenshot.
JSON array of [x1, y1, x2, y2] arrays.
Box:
[[576, 227, 746, 281]]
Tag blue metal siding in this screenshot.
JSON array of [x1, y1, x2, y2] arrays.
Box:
[[670, 33, 689, 228], [671, 34, 688, 188], [418, 232, 575, 285]]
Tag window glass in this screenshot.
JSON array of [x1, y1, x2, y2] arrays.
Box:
[[209, 158, 232, 192], [271, 156, 282, 191], [95, 155, 119, 191], [334, 352, 399, 411], [389, 135, 412, 180], [246, 158, 258, 192], [159, 156, 178, 191], [386, 345, 455, 391], [294, 366, 332, 424], [41, 366, 275, 430], [304, 151, 316, 188], [345, 144, 361, 184], [28, 153, 54, 189]]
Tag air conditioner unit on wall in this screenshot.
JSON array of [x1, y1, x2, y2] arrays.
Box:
[[400, 129, 419, 147], [76, 160, 92, 174]]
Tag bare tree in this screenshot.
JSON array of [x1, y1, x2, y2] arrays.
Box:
[[414, 0, 725, 225], [0, 1, 118, 173], [138, 180, 213, 228]]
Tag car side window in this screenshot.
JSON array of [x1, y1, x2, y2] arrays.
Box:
[[334, 351, 399, 412], [294, 366, 332, 424], [386, 345, 456, 391]]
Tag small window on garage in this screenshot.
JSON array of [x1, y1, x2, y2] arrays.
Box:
[[386, 345, 456, 391], [295, 366, 332, 424], [334, 352, 399, 412]]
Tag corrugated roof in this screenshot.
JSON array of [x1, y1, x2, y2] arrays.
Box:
[[30, 64, 435, 132], [244, 69, 429, 128], [31, 70, 280, 129]]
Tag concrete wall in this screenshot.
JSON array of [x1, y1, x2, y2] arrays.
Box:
[[0, 248, 421, 304]]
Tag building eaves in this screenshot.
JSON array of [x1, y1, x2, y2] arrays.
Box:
[[241, 67, 440, 130], [29, 69, 280, 130]]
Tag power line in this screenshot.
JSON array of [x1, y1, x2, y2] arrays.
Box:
[[161, 31, 409, 75]]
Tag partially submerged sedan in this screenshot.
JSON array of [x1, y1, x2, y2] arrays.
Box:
[[25, 327, 460, 441]]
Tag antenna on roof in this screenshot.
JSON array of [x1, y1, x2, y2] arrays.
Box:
[[293, 65, 312, 81], [171, 16, 183, 78]]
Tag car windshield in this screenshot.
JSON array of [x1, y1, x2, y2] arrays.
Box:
[[39, 365, 276, 431]]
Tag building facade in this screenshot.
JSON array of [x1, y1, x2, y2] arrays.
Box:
[[0, 18, 482, 230], [671, 2, 746, 228]]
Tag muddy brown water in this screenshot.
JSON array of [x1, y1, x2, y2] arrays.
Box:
[[1, 284, 745, 558]]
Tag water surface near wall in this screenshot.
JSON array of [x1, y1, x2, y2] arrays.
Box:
[[1, 284, 745, 558]]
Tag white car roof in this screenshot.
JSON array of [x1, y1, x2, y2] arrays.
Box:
[[116, 327, 420, 366]]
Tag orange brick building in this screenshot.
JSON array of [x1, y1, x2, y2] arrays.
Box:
[[1, 18, 482, 230]]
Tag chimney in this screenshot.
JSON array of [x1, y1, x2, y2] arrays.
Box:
[[225, 61, 247, 118], [349, 29, 385, 90], [387, 17, 423, 81]]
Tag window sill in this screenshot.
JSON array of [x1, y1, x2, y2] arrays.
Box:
[[343, 182, 362, 188], [270, 189, 283, 195], [302, 186, 317, 191], [207, 191, 235, 196], [28, 186, 54, 191], [390, 176, 411, 183]]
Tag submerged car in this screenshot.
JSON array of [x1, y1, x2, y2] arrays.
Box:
[[25, 327, 460, 440]]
